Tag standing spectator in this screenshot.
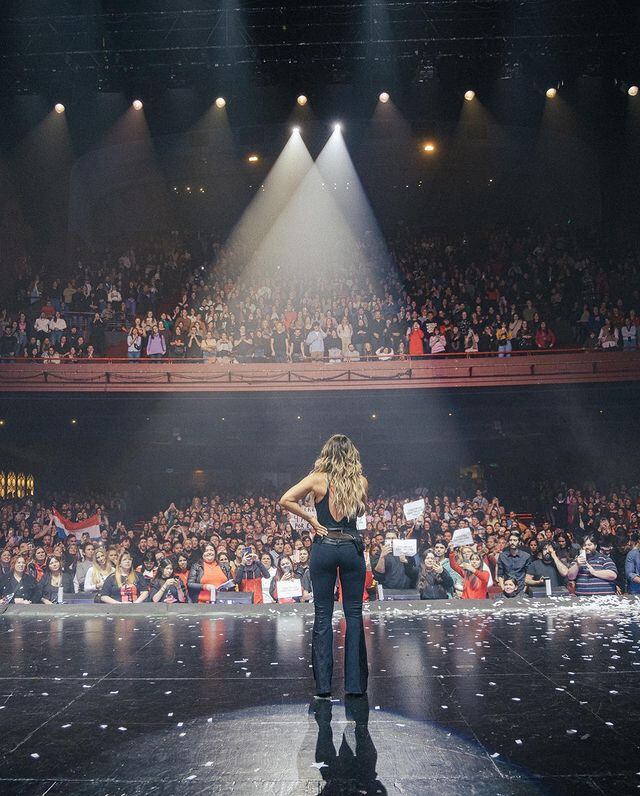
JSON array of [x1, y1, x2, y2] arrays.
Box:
[[305, 322, 327, 361], [535, 321, 556, 349], [235, 545, 271, 604], [418, 549, 454, 599], [448, 548, 490, 599], [373, 531, 418, 590], [525, 542, 567, 590], [406, 322, 425, 358], [127, 328, 143, 360], [146, 325, 166, 360], [260, 552, 277, 603], [269, 555, 302, 603], [89, 313, 106, 355], [49, 312, 67, 348], [497, 532, 533, 591], [566, 534, 617, 596], [621, 318, 637, 350], [624, 536, 640, 595]]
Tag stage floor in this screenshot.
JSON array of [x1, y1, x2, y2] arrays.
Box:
[[1, 599, 639, 795]]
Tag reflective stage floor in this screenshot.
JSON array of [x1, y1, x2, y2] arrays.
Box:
[[1, 599, 639, 795]]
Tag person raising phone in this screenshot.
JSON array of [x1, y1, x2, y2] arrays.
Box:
[[280, 434, 369, 699]]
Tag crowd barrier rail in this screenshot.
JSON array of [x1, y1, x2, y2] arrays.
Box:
[[0, 349, 638, 393]]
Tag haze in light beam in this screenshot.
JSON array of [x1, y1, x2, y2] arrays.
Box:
[[314, 126, 390, 267], [225, 130, 314, 269]]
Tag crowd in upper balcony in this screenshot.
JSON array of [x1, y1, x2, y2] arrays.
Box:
[[0, 226, 638, 363]]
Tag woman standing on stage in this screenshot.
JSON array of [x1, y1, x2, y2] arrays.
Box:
[[281, 434, 369, 698]]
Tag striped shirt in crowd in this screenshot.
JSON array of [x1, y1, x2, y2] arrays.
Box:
[[574, 553, 617, 596]]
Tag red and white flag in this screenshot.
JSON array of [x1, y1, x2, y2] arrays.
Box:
[[51, 509, 101, 541]]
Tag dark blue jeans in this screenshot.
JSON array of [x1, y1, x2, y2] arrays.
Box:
[[310, 538, 368, 694]]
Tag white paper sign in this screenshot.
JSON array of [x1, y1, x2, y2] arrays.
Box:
[[356, 514, 367, 531], [288, 503, 317, 533], [392, 539, 417, 557], [451, 527, 474, 548], [277, 578, 303, 600], [403, 498, 425, 521]]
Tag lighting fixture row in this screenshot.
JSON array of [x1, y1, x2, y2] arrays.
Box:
[[51, 84, 640, 115]]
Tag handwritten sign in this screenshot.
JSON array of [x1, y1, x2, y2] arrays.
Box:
[[451, 527, 474, 548], [402, 498, 425, 521], [392, 539, 417, 557], [277, 579, 303, 600]]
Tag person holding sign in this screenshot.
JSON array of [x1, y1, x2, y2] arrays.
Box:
[[448, 547, 490, 599], [373, 531, 418, 590], [280, 434, 369, 698], [269, 555, 303, 603]]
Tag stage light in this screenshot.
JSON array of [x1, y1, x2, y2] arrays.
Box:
[[215, 97, 226, 109], [371, 413, 377, 419], [71, 419, 77, 425], [186, 186, 191, 193], [132, 99, 143, 110], [379, 92, 390, 103], [248, 154, 259, 163], [546, 87, 557, 99], [297, 94, 307, 106], [292, 126, 300, 134], [423, 142, 436, 153], [54, 103, 65, 114], [629, 85, 639, 97], [0, 419, 5, 426], [333, 122, 342, 132], [464, 90, 475, 101]]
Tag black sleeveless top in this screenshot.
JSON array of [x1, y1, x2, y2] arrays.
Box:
[[315, 483, 360, 537]]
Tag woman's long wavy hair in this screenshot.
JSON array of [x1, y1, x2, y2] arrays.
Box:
[[312, 434, 366, 520]]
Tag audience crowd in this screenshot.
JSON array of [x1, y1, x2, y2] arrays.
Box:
[[1, 226, 639, 364], [1, 482, 638, 604]]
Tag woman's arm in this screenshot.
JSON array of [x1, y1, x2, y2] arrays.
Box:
[[187, 565, 204, 593], [280, 474, 327, 535]]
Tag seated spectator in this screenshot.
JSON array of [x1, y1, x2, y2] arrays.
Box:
[[83, 547, 114, 593], [0, 555, 40, 603], [100, 552, 149, 603], [566, 534, 618, 596], [173, 553, 191, 592], [75, 541, 95, 588], [187, 543, 232, 603], [501, 576, 520, 598], [150, 557, 189, 603], [39, 556, 77, 604], [418, 549, 454, 599], [28, 546, 48, 582]]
